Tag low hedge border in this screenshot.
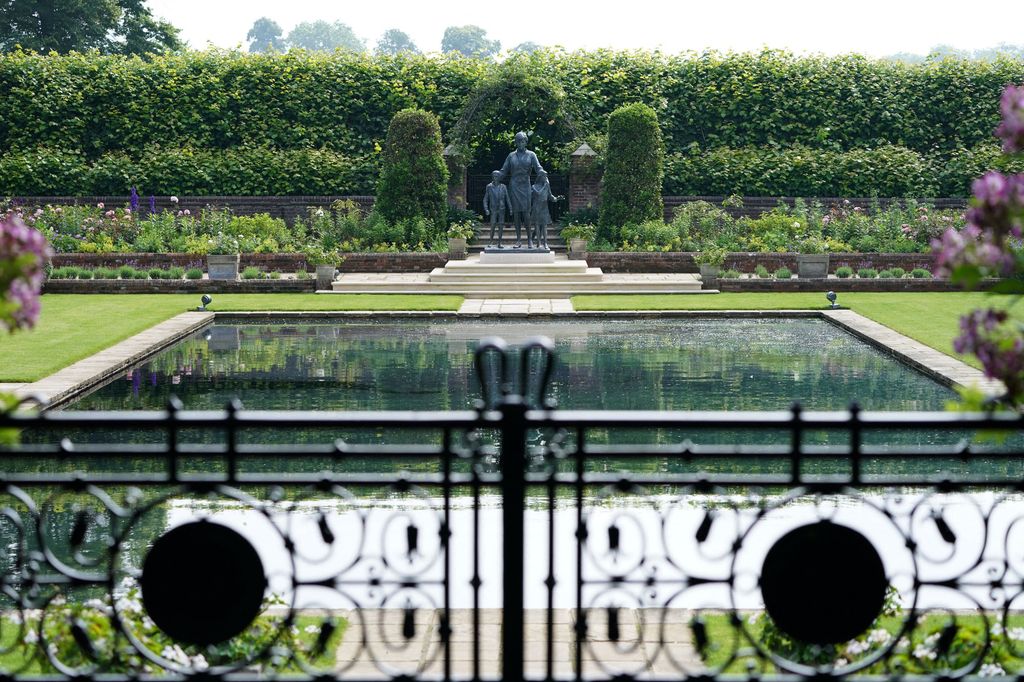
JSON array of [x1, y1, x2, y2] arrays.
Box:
[[42, 279, 315, 294]]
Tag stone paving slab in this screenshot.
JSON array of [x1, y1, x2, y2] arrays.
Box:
[[823, 309, 1005, 396], [335, 608, 702, 678], [458, 298, 575, 315], [13, 311, 213, 408]]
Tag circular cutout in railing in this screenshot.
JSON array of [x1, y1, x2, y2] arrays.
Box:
[[760, 520, 886, 645], [141, 520, 266, 645]]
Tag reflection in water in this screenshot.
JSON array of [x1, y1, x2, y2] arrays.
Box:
[[71, 318, 954, 413]]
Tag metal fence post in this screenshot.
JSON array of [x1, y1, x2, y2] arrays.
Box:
[[500, 395, 528, 682]]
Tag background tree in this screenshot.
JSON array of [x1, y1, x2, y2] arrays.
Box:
[[598, 102, 665, 243], [511, 41, 542, 54], [375, 109, 449, 236], [246, 17, 285, 53], [0, 0, 181, 54], [441, 25, 500, 58], [375, 28, 418, 55], [286, 20, 364, 52]]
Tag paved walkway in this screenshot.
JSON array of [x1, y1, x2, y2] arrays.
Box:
[[13, 311, 213, 407], [823, 309, 1004, 396], [334, 608, 702, 678], [458, 298, 575, 315]]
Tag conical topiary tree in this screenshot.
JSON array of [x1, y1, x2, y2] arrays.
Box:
[[375, 108, 449, 237], [598, 103, 664, 244]]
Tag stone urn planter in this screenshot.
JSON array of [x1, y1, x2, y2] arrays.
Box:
[[568, 238, 588, 260], [699, 264, 720, 281], [315, 264, 337, 290], [797, 254, 830, 279], [206, 254, 239, 281], [448, 238, 467, 260]]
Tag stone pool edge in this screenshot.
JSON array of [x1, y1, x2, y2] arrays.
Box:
[[14, 311, 214, 409], [18, 308, 1002, 409]]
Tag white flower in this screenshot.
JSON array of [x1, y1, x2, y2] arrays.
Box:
[[315, 208, 325, 217], [170, 196, 179, 204], [304, 624, 319, 634], [23, 629, 38, 644], [85, 598, 111, 614], [845, 639, 870, 655], [979, 663, 1006, 677], [992, 622, 1004, 636], [191, 654, 209, 671], [914, 644, 937, 661], [835, 658, 848, 668], [895, 637, 910, 653], [7, 612, 22, 624], [1007, 627, 1024, 642], [867, 628, 892, 644]]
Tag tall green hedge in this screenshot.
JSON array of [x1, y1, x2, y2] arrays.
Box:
[[599, 103, 664, 235], [1, 49, 1022, 197], [375, 109, 448, 232], [0, 147, 377, 195]]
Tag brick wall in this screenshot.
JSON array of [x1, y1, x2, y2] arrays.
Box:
[[14, 196, 375, 226], [717, 278, 991, 293], [661, 196, 968, 221], [587, 252, 937, 274], [43, 279, 315, 294], [52, 252, 449, 273], [15, 194, 968, 224]]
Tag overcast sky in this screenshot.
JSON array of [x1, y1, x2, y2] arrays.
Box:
[[147, 0, 1024, 56]]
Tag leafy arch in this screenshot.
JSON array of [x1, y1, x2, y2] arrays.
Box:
[[448, 54, 590, 173]]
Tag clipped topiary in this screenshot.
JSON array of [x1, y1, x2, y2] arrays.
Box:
[[375, 108, 449, 238], [598, 103, 664, 244]]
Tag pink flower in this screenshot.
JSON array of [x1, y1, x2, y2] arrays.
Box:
[[96, 202, 104, 209], [0, 215, 53, 332], [996, 84, 1024, 154]]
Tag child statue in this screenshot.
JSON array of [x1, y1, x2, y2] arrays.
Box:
[[483, 170, 512, 248], [530, 169, 557, 250]]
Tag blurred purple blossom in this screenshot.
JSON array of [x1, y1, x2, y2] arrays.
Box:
[[0, 215, 53, 333], [149, 195, 156, 214], [996, 84, 1024, 154], [130, 187, 140, 213], [954, 308, 1024, 397]]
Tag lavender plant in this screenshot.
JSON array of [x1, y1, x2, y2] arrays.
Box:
[[934, 84, 1024, 405]]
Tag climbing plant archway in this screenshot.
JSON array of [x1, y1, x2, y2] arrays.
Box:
[[448, 54, 591, 174]]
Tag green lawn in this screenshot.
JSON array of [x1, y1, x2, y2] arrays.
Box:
[[574, 292, 1024, 371], [0, 294, 463, 383]]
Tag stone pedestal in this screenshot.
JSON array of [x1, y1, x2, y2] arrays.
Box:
[[479, 248, 555, 264]]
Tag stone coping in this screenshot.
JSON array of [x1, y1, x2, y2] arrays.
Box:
[[15, 308, 998, 410], [14, 311, 214, 409]]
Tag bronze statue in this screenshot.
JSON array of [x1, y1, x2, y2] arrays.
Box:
[[530, 169, 556, 250], [499, 131, 543, 248], [483, 170, 512, 247]]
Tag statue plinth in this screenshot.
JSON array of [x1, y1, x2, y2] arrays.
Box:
[[479, 247, 555, 264]]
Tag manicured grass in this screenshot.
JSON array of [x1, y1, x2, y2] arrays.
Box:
[[0, 294, 463, 383], [573, 292, 1024, 370]]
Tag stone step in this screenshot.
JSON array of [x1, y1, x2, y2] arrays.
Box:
[[331, 280, 703, 294], [429, 269, 605, 283], [437, 261, 591, 275]]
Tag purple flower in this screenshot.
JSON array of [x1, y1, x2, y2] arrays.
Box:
[[130, 186, 140, 213], [0, 215, 53, 333], [149, 195, 156, 214], [954, 309, 1024, 397], [996, 84, 1024, 154]]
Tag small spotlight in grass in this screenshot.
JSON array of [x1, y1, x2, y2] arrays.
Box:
[[826, 291, 839, 309], [199, 294, 212, 311]]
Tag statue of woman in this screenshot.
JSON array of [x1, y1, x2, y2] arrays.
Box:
[[499, 131, 544, 248]]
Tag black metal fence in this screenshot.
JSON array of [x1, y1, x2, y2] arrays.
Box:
[[3, 356, 1024, 679]]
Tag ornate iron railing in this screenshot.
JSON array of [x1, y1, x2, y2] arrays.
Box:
[[2, 341, 1024, 681]]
